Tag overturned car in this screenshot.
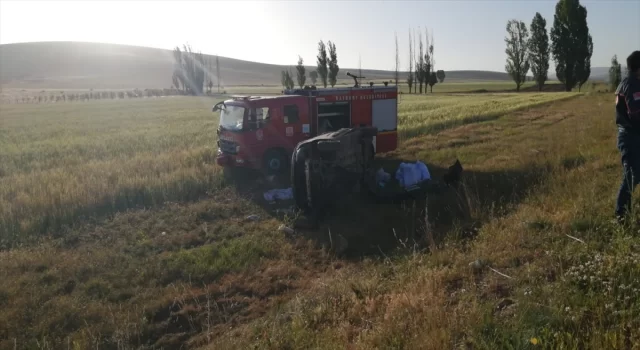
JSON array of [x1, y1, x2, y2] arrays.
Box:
[[291, 127, 377, 217], [290, 127, 464, 221]]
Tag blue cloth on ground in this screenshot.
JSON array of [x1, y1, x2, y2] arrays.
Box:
[[263, 188, 293, 201], [395, 161, 431, 188]]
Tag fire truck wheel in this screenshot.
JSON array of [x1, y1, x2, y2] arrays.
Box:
[[263, 149, 288, 175]]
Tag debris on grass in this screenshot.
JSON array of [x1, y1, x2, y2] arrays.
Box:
[[278, 225, 295, 235], [245, 214, 261, 222]]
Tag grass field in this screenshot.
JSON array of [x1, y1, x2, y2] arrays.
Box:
[[398, 91, 578, 139], [0, 97, 224, 246], [0, 91, 578, 246], [3, 88, 639, 349]]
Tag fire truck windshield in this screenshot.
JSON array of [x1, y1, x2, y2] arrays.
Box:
[[218, 105, 245, 131]]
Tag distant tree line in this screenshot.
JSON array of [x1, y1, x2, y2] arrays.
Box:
[[282, 40, 340, 90], [6, 88, 198, 105], [278, 33, 447, 94], [504, 0, 593, 92], [172, 44, 205, 95], [169, 43, 224, 95], [403, 27, 443, 94]]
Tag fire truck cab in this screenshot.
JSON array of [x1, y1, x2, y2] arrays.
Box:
[[213, 85, 398, 174]]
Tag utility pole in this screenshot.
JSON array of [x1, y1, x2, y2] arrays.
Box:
[[358, 55, 362, 86]]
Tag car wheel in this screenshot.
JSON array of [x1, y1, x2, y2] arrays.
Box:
[[264, 149, 288, 175]]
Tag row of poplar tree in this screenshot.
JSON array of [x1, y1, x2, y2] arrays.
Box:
[[403, 28, 446, 94], [281, 40, 340, 90], [171, 44, 222, 96], [283, 35, 447, 93], [505, 0, 593, 92]]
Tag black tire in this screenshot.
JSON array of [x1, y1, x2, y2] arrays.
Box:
[[263, 149, 288, 175]]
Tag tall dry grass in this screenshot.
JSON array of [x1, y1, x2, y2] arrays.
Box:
[[0, 97, 223, 246]]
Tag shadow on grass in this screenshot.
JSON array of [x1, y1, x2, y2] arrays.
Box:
[[224, 157, 551, 259]]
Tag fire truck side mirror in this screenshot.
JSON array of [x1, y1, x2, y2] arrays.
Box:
[[212, 101, 225, 112]]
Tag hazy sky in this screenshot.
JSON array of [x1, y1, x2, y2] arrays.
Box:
[[1, 0, 638, 71]]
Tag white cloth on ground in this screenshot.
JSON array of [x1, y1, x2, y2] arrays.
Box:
[[395, 161, 431, 188]]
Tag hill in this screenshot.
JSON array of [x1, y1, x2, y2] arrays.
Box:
[[0, 41, 518, 89]]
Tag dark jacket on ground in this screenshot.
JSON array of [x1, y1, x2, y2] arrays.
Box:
[[616, 74, 640, 130]]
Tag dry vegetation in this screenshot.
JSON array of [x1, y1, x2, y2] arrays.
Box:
[[0, 97, 225, 246], [398, 91, 578, 139], [1, 88, 635, 349]]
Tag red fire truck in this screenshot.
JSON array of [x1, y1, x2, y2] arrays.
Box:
[[213, 85, 398, 173]]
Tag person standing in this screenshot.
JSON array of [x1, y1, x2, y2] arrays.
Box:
[[614, 50, 640, 222]]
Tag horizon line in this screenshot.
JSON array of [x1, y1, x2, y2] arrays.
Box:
[[0, 40, 523, 74]]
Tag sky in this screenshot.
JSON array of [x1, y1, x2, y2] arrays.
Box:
[[1, 0, 638, 72]]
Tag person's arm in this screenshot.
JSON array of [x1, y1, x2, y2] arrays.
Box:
[[622, 79, 640, 117]]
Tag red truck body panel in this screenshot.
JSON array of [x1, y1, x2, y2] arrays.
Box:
[[215, 86, 398, 170]]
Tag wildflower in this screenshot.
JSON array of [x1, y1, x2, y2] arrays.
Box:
[[530, 337, 539, 345]]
